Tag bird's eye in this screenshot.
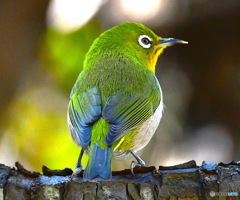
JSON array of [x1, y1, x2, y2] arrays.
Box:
[[141, 38, 150, 45], [138, 35, 152, 49]]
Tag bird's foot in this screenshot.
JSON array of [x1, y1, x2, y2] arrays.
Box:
[[70, 166, 84, 181], [130, 160, 146, 175], [69, 148, 85, 181], [130, 150, 146, 174]]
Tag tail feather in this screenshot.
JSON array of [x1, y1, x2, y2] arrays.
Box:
[[83, 143, 112, 179]]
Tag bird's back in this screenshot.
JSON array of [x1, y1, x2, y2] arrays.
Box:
[[71, 53, 158, 106], [68, 52, 161, 147]]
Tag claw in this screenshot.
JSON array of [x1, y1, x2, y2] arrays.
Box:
[[69, 148, 85, 181], [131, 161, 142, 175], [130, 151, 146, 175], [70, 166, 84, 180]]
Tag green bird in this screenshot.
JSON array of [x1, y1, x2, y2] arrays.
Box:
[[67, 22, 187, 179]]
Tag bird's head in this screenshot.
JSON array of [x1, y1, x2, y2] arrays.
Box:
[[86, 22, 187, 74]]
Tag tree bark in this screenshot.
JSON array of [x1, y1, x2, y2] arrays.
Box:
[[1, 160, 240, 200]]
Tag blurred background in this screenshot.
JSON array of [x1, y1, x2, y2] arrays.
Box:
[[0, 0, 240, 172]]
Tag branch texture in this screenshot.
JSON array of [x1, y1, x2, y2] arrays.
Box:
[[1, 160, 240, 199]]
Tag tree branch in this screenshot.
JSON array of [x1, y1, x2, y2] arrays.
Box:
[[1, 160, 240, 199]]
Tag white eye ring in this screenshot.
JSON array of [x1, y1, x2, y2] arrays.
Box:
[[138, 35, 152, 49]]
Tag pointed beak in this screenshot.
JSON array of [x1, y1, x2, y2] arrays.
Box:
[[159, 38, 188, 47]]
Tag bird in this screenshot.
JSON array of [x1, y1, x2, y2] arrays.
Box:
[[67, 22, 187, 180]]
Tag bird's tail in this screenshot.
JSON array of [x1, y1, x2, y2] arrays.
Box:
[[83, 143, 112, 179]]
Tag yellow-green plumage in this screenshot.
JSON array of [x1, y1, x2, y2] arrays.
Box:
[[68, 22, 187, 179]]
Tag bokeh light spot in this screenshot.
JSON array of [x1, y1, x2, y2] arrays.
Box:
[[120, 0, 163, 21], [47, 0, 104, 33]]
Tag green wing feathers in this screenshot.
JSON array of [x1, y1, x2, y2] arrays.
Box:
[[68, 87, 102, 147], [68, 66, 161, 149], [102, 93, 154, 145]]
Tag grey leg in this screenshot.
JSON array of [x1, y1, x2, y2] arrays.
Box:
[[130, 150, 146, 174], [71, 148, 84, 179], [75, 148, 84, 169]]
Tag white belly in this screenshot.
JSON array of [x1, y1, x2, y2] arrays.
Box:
[[132, 100, 163, 151]]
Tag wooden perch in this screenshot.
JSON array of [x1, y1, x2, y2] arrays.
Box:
[[1, 160, 240, 199]]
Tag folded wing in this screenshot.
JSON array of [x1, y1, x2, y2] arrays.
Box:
[[102, 93, 156, 146], [68, 87, 102, 147]]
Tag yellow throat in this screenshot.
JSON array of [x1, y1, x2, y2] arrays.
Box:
[[148, 46, 166, 74]]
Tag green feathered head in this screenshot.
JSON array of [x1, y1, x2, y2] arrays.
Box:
[[84, 22, 187, 73]]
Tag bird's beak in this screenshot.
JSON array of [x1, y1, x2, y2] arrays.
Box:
[[159, 38, 188, 47]]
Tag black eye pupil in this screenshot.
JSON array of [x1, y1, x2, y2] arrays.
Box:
[[141, 37, 150, 45]]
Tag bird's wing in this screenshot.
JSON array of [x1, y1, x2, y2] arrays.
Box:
[[102, 91, 160, 146], [68, 87, 102, 147]]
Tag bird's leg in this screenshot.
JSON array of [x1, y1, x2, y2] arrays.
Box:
[[130, 150, 146, 174], [71, 148, 84, 179], [76, 148, 84, 169]]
